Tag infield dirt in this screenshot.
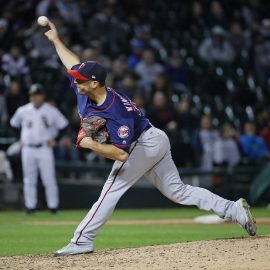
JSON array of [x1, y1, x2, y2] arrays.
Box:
[[1, 236, 269, 270]]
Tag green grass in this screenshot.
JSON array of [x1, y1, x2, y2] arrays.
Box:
[[0, 208, 269, 256]]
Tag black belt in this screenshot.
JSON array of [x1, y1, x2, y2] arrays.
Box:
[[28, 143, 43, 148], [144, 123, 153, 132]]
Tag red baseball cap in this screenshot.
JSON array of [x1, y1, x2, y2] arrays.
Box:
[[68, 61, 107, 84]]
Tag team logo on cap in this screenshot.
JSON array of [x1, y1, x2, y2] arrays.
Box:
[[118, 125, 129, 139]]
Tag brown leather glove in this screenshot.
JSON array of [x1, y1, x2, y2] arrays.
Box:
[[76, 116, 108, 147]]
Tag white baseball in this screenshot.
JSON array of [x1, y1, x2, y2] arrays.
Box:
[[37, 16, 49, 27]]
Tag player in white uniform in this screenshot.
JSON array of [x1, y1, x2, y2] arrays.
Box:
[[10, 84, 68, 214]]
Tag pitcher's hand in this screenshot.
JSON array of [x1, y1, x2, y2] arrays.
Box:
[[44, 21, 59, 43]]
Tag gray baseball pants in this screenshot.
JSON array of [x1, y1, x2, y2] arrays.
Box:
[[71, 127, 238, 245]]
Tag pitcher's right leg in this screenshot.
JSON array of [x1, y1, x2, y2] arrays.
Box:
[[145, 133, 256, 235]]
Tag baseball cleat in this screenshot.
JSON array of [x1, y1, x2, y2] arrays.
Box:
[[235, 198, 257, 236], [53, 243, 94, 256], [49, 208, 59, 215], [25, 208, 36, 215]]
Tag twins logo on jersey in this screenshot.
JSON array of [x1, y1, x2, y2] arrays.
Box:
[[118, 125, 130, 139]]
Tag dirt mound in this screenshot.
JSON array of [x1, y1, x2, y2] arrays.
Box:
[[1, 236, 269, 270]]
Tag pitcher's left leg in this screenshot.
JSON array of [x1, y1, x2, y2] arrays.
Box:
[[54, 128, 169, 256], [71, 136, 166, 246]]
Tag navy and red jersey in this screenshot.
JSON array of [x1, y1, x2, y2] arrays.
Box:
[[69, 64, 150, 151]]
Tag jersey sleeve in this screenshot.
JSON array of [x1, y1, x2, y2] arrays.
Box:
[[10, 107, 22, 128], [52, 108, 68, 130]]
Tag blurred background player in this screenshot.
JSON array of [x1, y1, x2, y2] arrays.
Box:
[[10, 84, 68, 214]]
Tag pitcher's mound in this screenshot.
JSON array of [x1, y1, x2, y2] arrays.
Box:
[[1, 236, 269, 270], [194, 214, 226, 224]]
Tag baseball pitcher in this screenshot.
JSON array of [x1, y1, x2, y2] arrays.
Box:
[[42, 20, 256, 256]]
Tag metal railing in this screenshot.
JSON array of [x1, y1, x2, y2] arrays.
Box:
[[55, 160, 259, 179], [0, 161, 261, 208]]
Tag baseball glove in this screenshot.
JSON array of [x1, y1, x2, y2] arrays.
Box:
[[76, 116, 108, 147]]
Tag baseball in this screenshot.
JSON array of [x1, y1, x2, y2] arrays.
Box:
[[37, 16, 49, 27]]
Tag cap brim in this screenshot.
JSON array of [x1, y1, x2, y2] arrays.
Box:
[[68, 70, 89, 81]]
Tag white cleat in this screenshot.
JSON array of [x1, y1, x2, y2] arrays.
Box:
[[235, 198, 257, 236], [53, 243, 94, 256]]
